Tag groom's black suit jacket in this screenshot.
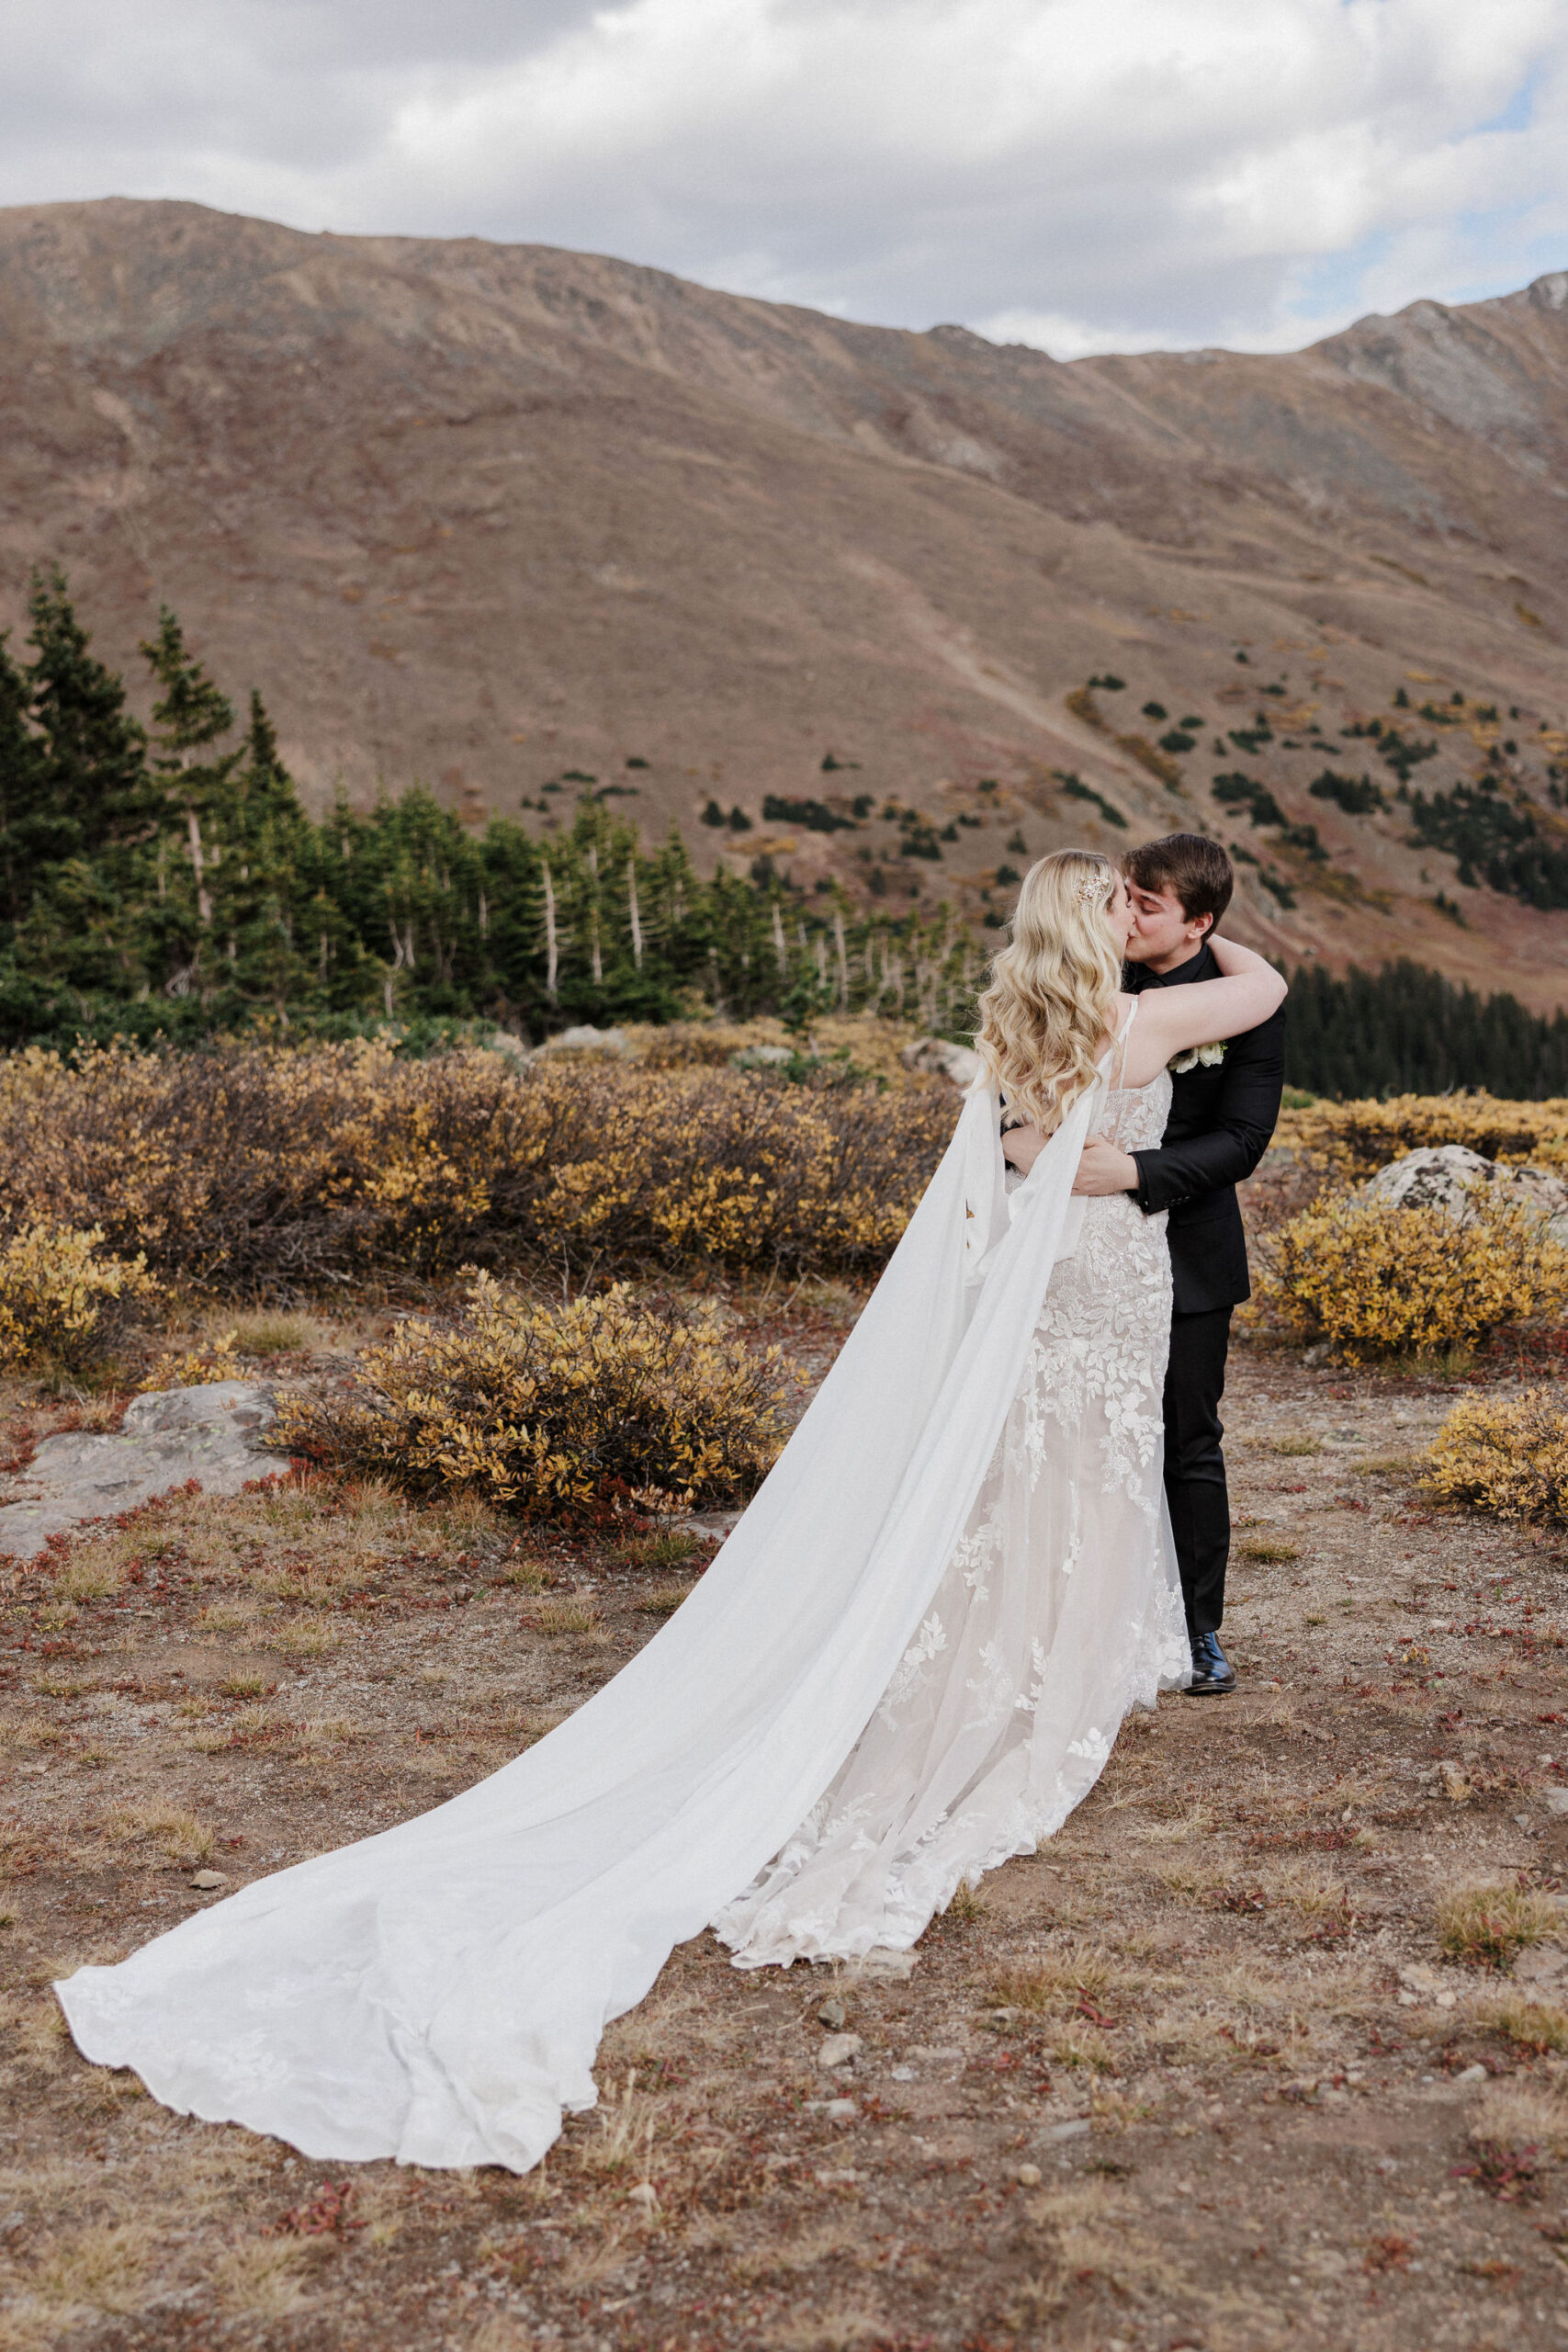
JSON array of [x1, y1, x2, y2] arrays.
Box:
[[1123, 944, 1285, 1317]]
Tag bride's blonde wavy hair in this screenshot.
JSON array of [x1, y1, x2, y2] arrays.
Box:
[[975, 850, 1123, 1132]]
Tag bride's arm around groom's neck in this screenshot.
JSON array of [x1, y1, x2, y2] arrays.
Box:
[[1122, 934, 1286, 1089]]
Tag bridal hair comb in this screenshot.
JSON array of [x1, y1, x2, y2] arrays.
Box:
[[1074, 873, 1109, 905]]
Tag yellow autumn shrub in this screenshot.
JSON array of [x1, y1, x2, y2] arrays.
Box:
[[1274, 1093, 1568, 1182], [0, 1221, 157, 1373], [271, 1272, 787, 1522], [0, 1039, 953, 1291], [1251, 1189, 1568, 1363], [1424, 1389, 1568, 1527]]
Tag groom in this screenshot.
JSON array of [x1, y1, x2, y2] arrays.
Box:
[[1073, 834, 1285, 1696]]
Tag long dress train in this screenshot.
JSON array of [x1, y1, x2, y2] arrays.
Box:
[[56, 1011, 1186, 2172]]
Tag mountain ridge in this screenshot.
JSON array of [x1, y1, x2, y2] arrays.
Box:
[[2, 198, 1567, 1005]]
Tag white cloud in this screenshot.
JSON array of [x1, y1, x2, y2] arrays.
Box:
[[1, 0, 1566, 354]]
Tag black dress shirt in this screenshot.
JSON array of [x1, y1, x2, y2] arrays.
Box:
[[1123, 944, 1286, 1316]]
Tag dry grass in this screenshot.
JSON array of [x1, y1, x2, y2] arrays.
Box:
[[531, 1596, 603, 1637], [1014, 2178, 1168, 2306], [765, 2302, 890, 2351], [734, 2219, 865, 2283], [1130, 1804, 1213, 1846], [297, 1716, 372, 1748], [1151, 1854, 1236, 1899], [1238, 1536, 1301, 1565], [497, 1555, 551, 1591], [610, 1530, 704, 1572], [637, 1581, 695, 1618], [184, 1702, 276, 1755], [1436, 1882, 1561, 1971], [466, 2317, 537, 2352], [1272, 1433, 1323, 1457], [1040, 2022, 1119, 2074], [985, 1941, 1126, 2014], [263, 1616, 339, 1657], [106, 1804, 216, 1865], [1260, 1862, 1351, 1918], [1481, 1995, 1568, 2053], [220, 1309, 339, 1357], [28, 2222, 155, 2312], [0, 1993, 70, 2072], [0, 1716, 62, 1752], [51, 1556, 117, 1603], [573, 2071, 661, 2182], [211, 2235, 317, 2318], [1469, 2081, 1568, 2164]]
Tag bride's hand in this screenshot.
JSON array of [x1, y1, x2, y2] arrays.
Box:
[[1073, 1132, 1140, 1196], [1001, 1123, 1047, 1175]]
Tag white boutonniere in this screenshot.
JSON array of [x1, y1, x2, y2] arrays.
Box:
[[1168, 1040, 1227, 1076]]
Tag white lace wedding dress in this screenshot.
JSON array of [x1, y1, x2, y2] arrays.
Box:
[[715, 1054, 1186, 1962], [58, 1012, 1188, 2172]]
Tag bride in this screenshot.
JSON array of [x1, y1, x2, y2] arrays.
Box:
[[57, 850, 1286, 2173]]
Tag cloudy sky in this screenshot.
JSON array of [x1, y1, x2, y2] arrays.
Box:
[[6, 0, 1567, 356]]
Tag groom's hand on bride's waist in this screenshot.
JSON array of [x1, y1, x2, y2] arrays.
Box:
[[1072, 1134, 1140, 1196], [1001, 1122, 1047, 1175]]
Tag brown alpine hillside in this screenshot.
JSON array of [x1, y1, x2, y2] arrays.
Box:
[[2, 198, 1568, 1000]]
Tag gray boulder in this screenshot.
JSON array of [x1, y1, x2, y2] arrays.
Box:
[[0, 1381, 280, 1561], [1361, 1145, 1568, 1244], [902, 1036, 981, 1089]]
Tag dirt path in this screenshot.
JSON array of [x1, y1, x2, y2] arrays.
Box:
[[4, 1340, 1568, 2350]]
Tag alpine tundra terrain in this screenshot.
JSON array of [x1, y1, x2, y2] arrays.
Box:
[[4, 1304, 1568, 2351], [3, 200, 1568, 1001]]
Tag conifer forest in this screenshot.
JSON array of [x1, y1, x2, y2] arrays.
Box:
[[4, 571, 1568, 1095]]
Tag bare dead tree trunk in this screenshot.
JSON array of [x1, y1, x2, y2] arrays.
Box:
[[186, 808, 212, 925], [626, 856, 643, 969], [542, 864, 558, 1001]]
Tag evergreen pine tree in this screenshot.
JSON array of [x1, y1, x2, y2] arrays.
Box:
[[0, 630, 48, 931], [11, 573, 160, 1008], [26, 568, 153, 862], [140, 607, 242, 1000]]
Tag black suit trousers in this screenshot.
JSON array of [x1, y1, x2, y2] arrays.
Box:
[[1162, 1306, 1232, 1636]]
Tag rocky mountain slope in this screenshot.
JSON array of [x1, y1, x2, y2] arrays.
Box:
[[2, 198, 1567, 1001]]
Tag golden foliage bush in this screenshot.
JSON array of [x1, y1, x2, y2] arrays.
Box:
[[0, 1221, 156, 1372], [1274, 1092, 1568, 1180], [272, 1273, 787, 1522], [1252, 1189, 1568, 1363], [0, 1038, 954, 1292], [1423, 1388, 1568, 1526]]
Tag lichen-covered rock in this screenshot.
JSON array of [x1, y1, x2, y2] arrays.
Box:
[[1361, 1145, 1568, 1244], [0, 1381, 279, 1560]]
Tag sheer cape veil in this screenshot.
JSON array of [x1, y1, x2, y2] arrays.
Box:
[[57, 1054, 1119, 2173]]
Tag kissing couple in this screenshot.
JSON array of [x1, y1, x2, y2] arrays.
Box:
[[61, 831, 1286, 2174]]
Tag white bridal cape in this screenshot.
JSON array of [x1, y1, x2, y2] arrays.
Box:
[[58, 1034, 1184, 2172]]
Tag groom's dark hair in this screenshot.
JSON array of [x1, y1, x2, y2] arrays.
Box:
[[1122, 834, 1234, 931]]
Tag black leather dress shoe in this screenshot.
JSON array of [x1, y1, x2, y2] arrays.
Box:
[[1184, 1631, 1236, 1696]]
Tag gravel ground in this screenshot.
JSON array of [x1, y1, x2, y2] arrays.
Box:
[[4, 1332, 1568, 2352]]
